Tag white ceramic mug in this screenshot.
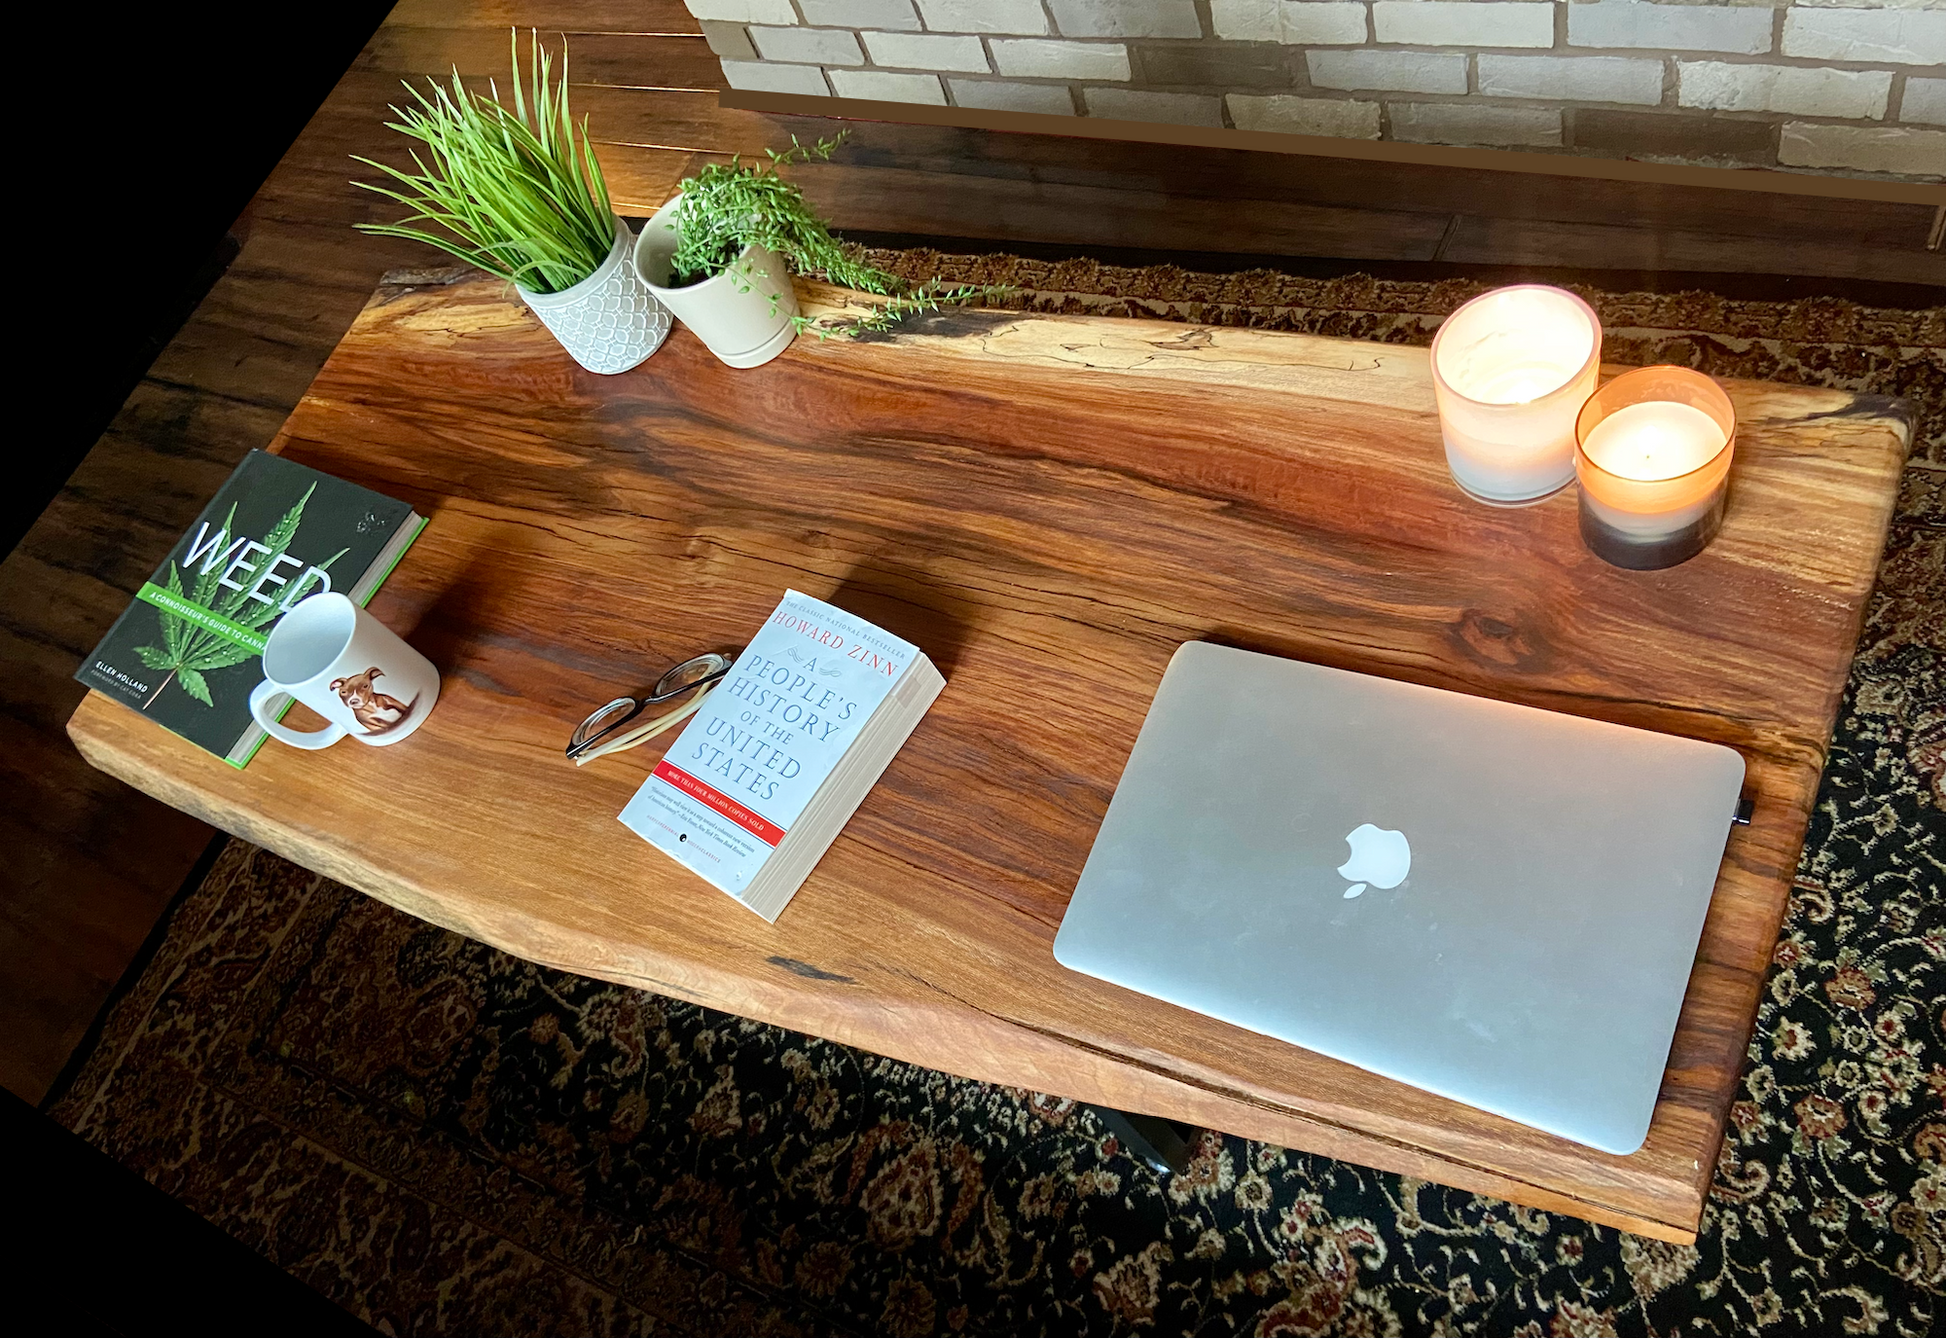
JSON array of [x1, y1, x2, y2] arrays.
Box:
[[248, 593, 440, 750]]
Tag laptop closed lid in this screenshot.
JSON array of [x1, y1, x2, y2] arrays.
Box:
[[1053, 641, 1746, 1154]]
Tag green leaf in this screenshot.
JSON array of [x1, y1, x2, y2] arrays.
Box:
[[183, 641, 261, 673], [187, 503, 240, 608], [215, 483, 314, 619], [160, 564, 187, 657], [141, 482, 326, 709], [349, 30, 615, 294], [175, 667, 214, 706]]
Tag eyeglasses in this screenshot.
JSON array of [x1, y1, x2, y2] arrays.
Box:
[[566, 649, 741, 764]]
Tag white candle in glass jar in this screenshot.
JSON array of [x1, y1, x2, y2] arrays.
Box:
[[1431, 285, 1602, 506]]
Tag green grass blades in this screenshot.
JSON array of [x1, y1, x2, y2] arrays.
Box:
[[352, 30, 615, 294]]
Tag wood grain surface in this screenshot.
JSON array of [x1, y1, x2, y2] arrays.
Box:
[[67, 275, 1908, 1242]]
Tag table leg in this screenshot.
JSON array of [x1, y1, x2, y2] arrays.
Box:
[[1087, 1105, 1201, 1176]]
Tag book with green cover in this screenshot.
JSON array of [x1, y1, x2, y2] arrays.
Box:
[[75, 450, 426, 767]]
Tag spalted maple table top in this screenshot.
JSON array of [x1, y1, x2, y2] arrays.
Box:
[[70, 274, 1910, 1242]]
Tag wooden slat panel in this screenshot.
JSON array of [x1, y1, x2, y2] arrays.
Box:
[[577, 84, 792, 155], [732, 90, 1946, 208], [67, 276, 1906, 1243], [594, 145, 1454, 260], [386, 0, 701, 32], [0, 43, 432, 1100], [1443, 212, 1946, 286], [739, 109, 1942, 251], [597, 147, 718, 215], [358, 27, 723, 90]]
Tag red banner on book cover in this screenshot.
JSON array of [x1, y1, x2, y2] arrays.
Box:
[[652, 761, 787, 847]]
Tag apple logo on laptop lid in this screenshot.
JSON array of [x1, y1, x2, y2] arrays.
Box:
[[1337, 823, 1411, 899]]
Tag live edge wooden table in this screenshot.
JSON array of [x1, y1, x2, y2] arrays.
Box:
[[69, 273, 1909, 1245]]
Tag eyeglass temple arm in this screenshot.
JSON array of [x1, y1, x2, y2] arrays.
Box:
[[571, 685, 714, 767]]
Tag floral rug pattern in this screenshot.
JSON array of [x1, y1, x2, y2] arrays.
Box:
[[51, 265, 1944, 1336]]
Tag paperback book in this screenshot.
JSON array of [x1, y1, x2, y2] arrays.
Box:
[[75, 450, 426, 767], [619, 590, 945, 921]]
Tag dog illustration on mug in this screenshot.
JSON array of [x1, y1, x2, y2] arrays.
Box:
[[329, 666, 416, 735]]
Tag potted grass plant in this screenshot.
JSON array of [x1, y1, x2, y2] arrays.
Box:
[[635, 138, 994, 368], [352, 32, 670, 374]]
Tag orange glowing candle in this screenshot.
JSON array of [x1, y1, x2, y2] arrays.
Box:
[[1575, 367, 1736, 570]]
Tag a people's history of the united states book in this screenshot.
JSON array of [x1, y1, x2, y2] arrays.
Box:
[[620, 590, 945, 921], [75, 450, 425, 767]]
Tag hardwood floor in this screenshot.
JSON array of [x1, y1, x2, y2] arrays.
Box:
[[7, 0, 1938, 1104]]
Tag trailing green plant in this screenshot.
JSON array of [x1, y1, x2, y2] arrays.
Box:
[[351, 31, 616, 294], [664, 137, 1006, 337]]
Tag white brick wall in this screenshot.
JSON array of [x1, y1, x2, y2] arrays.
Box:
[[1372, 2, 1554, 49], [1680, 61, 1893, 120], [990, 39, 1132, 81], [1211, 0, 1367, 45], [1781, 8, 1946, 64], [827, 68, 946, 103], [1229, 94, 1382, 138], [1779, 122, 1946, 175], [1479, 55, 1666, 105], [950, 79, 1077, 115], [1309, 50, 1469, 94], [1568, 2, 1774, 56], [695, 0, 1946, 180], [720, 59, 829, 95], [862, 31, 989, 73], [1085, 88, 1226, 126], [798, 0, 917, 32], [1049, 0, 1202, 40], [913, 0, 1047, 36], [1390, 102, 1563, 147], [749, 26, 863, 66], [1902, 77, 1946, 127]]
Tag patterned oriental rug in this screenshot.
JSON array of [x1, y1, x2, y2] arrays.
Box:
[[50, 262, 1943, 1337]]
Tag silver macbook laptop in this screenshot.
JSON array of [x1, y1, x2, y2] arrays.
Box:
[[1053, 642, 1746, 1154]]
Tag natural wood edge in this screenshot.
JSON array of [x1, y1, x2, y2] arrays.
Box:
[[63, 694, 1699, 1243], [723, 90, 1946, 207], [790, 281, 1922, 452]]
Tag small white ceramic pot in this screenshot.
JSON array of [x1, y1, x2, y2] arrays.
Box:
[[635, 196, 798, 369], [517, 216, 672, 374]]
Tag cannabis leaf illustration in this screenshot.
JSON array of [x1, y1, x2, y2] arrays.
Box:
[[135, 485, 347, 709]]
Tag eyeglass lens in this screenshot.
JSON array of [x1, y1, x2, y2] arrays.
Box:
[[654, 652, 732, 699], [572, 696, 641, 749]]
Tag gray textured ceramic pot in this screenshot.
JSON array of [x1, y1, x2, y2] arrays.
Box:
[[518, 216, 672, 375]]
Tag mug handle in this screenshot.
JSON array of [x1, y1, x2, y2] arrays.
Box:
[[249, 679, 348, 750]]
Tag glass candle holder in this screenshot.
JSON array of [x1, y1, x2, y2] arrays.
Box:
[[1430, 284, 1602, 506], [1574, 366, 1736, 571]]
